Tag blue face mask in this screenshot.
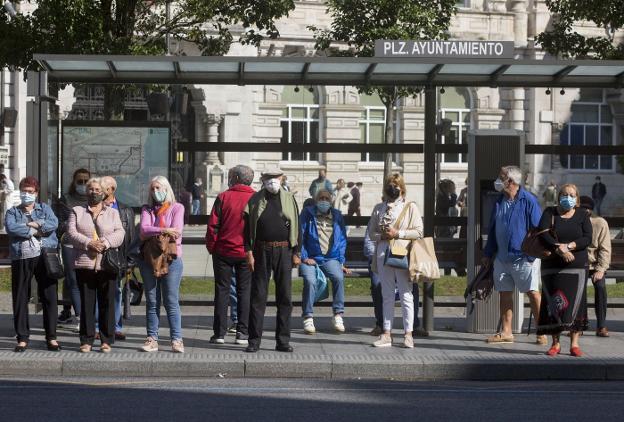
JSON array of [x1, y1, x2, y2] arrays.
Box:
[[153, 190, 167, 204], [316, 200, 331, 214], [20, 192, 36, 206], [559, 195, 576, 210]]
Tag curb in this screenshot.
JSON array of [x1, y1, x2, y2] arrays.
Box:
[[1, 352, 624, 381]]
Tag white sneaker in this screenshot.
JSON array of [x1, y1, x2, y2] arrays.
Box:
[[373, 333, 392, 348], [303, 317, 316, 334], [171, 340, 185, 353], [332, 314, 345, 333], [141, 337, 159, 352]]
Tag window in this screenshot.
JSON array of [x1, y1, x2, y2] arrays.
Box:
[[559, 89, 613, 170], [360, 94, 386, 162], [280, 86, 320, 161], [455, 0, 469, 7], [440, 87, 472, 164]]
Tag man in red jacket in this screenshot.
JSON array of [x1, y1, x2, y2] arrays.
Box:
[[206, 165, 255, 345]]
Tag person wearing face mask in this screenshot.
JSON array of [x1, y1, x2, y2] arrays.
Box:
[[137, 176, 186, 353], [5, 177, 61, 352], [542, 180, 558, 208], [243, 168, 301, 353], [65, 178, 125, 353], [206, 165, 256, 346], [299, 189, 350, 334], [332, 179, 352, 215], [536, 184, 592, 357], [368, 173, 423, 348], [54, 168, 91, 331], [482, 166, 545, 346], [191, 177, 204, 216]]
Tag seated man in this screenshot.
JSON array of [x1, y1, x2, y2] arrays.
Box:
[[299, 189, 350, 334]]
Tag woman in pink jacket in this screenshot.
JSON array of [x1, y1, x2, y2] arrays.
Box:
[[139, 176, 185, 353], [66, 178, 125, 353]]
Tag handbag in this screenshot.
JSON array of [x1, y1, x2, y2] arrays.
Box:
[[128, 268, 144, 306], [464, 264, 494, 312], [101, 247, 124, 275], [521, 211, 556, 259], [41, 247, 64, 279], [313, 264, 329, 303], [408, 237, 440, 281], [383, 202, 413, 269]]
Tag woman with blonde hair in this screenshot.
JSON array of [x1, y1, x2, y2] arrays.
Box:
[[537, 183, 592, 357], [138, 176, 186, 353], [368, 173, 423, 348]]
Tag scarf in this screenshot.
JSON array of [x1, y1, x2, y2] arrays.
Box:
[[155, 202, 171, 228], [379, 197, 404, 233]]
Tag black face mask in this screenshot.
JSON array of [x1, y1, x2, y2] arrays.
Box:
[[385, 185, 401, 201], [88, 193, 105, 206]]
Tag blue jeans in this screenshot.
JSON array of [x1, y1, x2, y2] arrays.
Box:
[[95, 279, 123, 332], [230, 274, 238, 324], [140, 258, 183, 341], [191, 199, 200, 215], [300, 259, 345, 317], [62, 245, 81, 316]]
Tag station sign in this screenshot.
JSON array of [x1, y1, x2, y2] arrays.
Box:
[[375, 40, 514, 59]]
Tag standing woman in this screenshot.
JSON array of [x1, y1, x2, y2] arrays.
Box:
[[139, 176, 185, 353], [369, 173, 423, 348], [66, 178, 125, 353], [537, 183, 592, 357], [5, 177, 60, 352]]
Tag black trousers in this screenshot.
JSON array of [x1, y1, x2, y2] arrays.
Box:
[[11, 256, 58, 342], [76, 269, 116, 345], [212, 254, 251, 338], [590, 270, 608, 329], [248, 245, 293, 348]]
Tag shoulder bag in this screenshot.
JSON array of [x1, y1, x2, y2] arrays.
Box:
[[409, 237, 441, 281], [383, 202, 413, 269], [521, 209, 556, 259], [42, 247, 65, 279]]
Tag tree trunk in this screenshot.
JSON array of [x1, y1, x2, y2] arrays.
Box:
[[383, 102, 395, 181]]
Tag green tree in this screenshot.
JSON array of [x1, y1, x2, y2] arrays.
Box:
[[537, 0, 624, 59], [0, 0, 295, 118], [310, 0, 457, 178]]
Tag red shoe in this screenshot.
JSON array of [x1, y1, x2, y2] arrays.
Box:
[[546, 344, 561, 356], [570, 347, 583, 357]]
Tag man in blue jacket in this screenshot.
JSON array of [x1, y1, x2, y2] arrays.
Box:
[[482, 166, 545, 345], [299, 188, 350, 334]]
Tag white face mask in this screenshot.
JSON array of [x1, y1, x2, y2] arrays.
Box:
[[494, 178, 505, 192], [76, 184, 87, 195], [264, 178, 281, 194]]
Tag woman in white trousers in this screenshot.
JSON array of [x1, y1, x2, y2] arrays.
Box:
[[369, 173, 423, 348]]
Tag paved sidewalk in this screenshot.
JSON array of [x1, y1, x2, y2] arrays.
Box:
[[1, 299, 623, 380]]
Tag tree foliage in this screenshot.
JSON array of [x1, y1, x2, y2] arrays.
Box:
[[537, 0, 624, 59], [310, 0, 456, 177]]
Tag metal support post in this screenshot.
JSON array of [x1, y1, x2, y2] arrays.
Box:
[[422, 86, 437, 333]]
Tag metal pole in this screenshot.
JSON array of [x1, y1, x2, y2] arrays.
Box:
[[423, 86, 437, 333], [165, 1, 171, 55]]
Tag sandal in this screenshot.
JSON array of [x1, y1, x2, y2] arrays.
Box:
[[486, 333, 514, 344], [546, 344, 561, 356], [570, 347, 583, 357]]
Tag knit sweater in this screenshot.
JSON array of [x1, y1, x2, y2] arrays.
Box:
[[65, 205, 125, 271]]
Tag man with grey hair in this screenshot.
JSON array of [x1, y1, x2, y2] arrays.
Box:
[[206, 165, 256, 345], [482, 165, 545, 346], [99, 175, 136, 340]]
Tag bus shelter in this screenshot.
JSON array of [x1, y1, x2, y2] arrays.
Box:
[[29, 52, 624, 333]]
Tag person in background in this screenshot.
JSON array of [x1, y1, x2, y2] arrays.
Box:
[[5, 176, 60, 352], [543, 180, 558, 208], [369, 173, 423, 349], [482, 166, 545, 346], [435, 179, 457, 239], [537, 184, 592, 357], [178, 187, 192, 224], [55, 168, 91, 331], [65, 178, 125, 353], [592, 176, 607, 216], [139, 176, 186, 353], [99, 176, 136, 340], [206, 165, 255, 346], [281, 175, 297, 194], [332, 179, 352, 215], [191, 177, 204, 216], [364, 217, 383, 336], [580, 195, 611, 337], [308, 169, 333, 199], [244, 168, 300, 353], [348, 182, 363, 227], [0, 172, 16, 231], [299, 188, 349, 334]]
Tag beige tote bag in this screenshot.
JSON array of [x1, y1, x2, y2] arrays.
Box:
[[409, 237, 441, 281]]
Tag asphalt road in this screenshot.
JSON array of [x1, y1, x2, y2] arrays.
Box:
[[0, 377, 623, 421]]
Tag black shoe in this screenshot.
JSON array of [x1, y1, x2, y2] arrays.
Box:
[[14, 343, 28, 353], [47, 342, 62, 352], [275, 344, 293, 353], [57, 309, 72, 324], [245, 344, 259, 353]]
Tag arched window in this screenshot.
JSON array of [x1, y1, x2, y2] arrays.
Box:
[[280, 86, 320, 161], [440, 87, 472, 164], [359, 93, 386, 162], [560, 89, 613, 170]]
